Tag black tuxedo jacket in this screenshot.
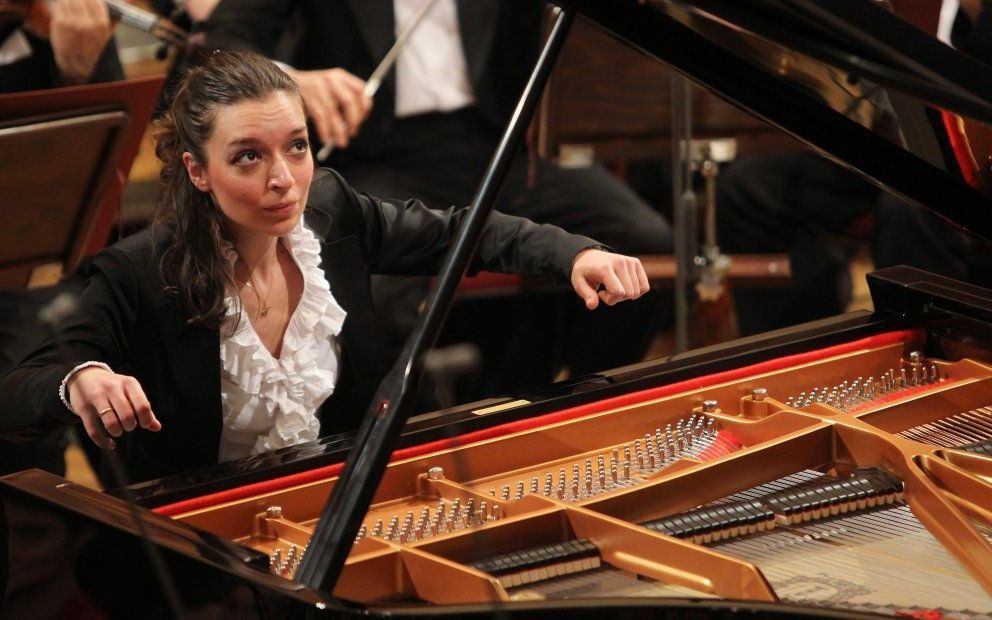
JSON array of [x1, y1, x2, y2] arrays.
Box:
[[205, 0, 544, 162], [0, 169, 593, 482]]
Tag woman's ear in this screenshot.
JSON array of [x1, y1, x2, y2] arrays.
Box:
[[182, 152, 211, 192]]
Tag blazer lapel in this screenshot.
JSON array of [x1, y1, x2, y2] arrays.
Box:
[[347, 0, 395, 61], [457, 0, 499, 89], [156, 300, 222, 466], [319, 235, 378, 395]]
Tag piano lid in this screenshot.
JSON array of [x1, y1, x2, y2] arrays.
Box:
[[558, 0, 992, 243]]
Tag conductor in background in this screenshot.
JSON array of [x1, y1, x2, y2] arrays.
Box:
[[205, 0, 673, 403]]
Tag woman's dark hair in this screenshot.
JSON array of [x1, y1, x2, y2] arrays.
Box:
[[152, 49, 306, 326]]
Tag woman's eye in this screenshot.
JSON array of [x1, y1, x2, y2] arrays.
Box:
[[233, 150, 259, 165], [290, 139, 309, 154]]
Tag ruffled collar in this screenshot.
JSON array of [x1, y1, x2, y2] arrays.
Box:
[[220, 221, 347, 356], [217, 221, 347, 458]]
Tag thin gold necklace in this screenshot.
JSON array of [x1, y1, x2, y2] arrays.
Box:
[[244, 275, 271, 317], [241, 245, 282, 318]]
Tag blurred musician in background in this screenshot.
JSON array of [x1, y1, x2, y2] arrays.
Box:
[[149, 0, 220, 25], [943, 0, 992, 284], [0, 0, 124, 92], [716, 1, 992, 337], [146, 0, 220, 109], [0, 0, 127, 477], [714, 16, 978, 336], [0, 50, 649, 483], [716, 155, 971, 335], [947, 0, 992, 62], [205, 0, 673, 404]]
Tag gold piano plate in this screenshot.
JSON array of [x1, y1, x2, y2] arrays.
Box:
[[165, 338, 992, 612]]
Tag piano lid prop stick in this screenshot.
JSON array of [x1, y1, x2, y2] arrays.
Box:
[[294, 7, 576, 593], [315, 0, 440, 162]]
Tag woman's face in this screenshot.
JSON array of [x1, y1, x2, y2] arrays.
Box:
[[182, 90, 314, 242]]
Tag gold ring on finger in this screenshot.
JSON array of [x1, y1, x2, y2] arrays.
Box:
[[98, 407, 115, 418]]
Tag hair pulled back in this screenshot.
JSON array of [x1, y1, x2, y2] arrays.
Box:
[[152, 49, 305, 326]]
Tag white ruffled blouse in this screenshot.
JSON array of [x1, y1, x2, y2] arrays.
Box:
[[217, 222, 347, 463]]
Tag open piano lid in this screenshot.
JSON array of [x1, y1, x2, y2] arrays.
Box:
[[562, 0, 992, 243]]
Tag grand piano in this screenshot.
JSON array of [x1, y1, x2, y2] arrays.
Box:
[[5, 1, 992, 617]]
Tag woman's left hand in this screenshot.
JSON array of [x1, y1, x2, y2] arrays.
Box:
[[570, 248, 650, 310]]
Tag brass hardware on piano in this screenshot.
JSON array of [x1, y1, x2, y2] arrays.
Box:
[[783, 351, 947, 411], [475, 413, 742, 504]]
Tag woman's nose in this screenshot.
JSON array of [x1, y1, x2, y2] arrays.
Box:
[[267, 156, 293, 189]]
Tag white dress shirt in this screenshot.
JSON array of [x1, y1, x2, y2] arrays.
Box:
[[938, 0, 960, 43], [0, 29, 33, 67], [393, 0, 475, 117], [217, 221, 347, 462]]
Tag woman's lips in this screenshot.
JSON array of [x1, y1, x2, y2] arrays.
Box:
[[265, 202, 296, 216]]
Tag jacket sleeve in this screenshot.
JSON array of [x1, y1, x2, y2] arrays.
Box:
[[84, 38, 126, 85], [954, 7, 992, 65], [315, 168, 601, 283], [0, 248, 140, 440], [42, 35, 124, 88], [204, 0, 298, 56]]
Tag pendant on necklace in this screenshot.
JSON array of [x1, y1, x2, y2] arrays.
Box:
[[260, 304, 271, 317]]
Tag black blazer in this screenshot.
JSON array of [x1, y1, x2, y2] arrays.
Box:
[[0, 169, 594, 482], [205, 0, 544, 162]]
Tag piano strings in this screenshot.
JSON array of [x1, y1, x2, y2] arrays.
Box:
[[711, 504, 991, 614], [897, 406, 992, 447], [463, 469, 992, 616]]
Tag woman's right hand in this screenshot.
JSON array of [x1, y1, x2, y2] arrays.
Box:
[[67, 367, 161, 449]]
